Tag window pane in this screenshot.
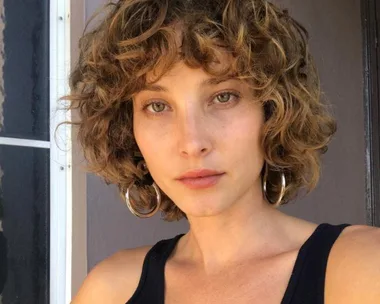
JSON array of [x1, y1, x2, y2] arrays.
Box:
[[0, 145, 49, 303], [0, 0, 49, 140]]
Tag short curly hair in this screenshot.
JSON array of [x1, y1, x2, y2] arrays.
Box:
[[64, 0, 337, 221]]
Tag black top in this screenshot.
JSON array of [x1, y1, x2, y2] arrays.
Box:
[[126, 223, 351, 304]]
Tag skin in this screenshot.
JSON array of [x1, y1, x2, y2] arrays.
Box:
[[72, 60, 380, 304]]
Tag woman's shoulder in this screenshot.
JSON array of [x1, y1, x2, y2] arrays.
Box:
[[326, 224, 380, 304], [71, 245, 153, 304]]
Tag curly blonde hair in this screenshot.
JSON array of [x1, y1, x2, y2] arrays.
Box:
[[64, 0, 337, 221]]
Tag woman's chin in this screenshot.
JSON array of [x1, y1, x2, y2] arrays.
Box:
[[179, 200, 233, 219]]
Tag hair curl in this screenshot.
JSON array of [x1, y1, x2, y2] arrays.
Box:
[[64, 0, 337, 221]]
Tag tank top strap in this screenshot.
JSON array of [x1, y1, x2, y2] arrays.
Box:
[[126, 233, 185, 304], [281, 223, 351, 304]]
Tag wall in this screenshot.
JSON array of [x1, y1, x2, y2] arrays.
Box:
[[84, 0, 365, 271]]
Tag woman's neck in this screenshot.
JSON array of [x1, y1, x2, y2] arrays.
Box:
[[181, 196, 293, 274]]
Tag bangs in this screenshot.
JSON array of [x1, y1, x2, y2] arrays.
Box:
[[98, 0, 271, 101], [114, 23, 244, 95]]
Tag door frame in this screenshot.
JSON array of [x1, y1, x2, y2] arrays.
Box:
[[361, 0, 380, 227]]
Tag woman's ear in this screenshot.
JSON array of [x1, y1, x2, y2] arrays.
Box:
[[133, 151, 154, 186]]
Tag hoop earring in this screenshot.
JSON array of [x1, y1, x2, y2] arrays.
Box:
[[262, 162, 286, 206], [125, 181, 161, 218]]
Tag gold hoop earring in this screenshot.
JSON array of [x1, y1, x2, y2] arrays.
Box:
[[262, 162, 286, 206], [125, 181, 161, 218]]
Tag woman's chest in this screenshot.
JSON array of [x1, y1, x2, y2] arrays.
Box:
[[163, 254, 297, 304]]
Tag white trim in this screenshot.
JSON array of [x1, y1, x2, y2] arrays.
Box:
[[0, 137, 50, 148], [50, 0, 72, 303]]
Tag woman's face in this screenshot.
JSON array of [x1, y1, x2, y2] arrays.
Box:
[[133, 60, 266, 218]]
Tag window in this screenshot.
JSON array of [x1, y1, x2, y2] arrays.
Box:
[[0, 0, 86, 303]]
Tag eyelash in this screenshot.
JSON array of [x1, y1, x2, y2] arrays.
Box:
[[141, 90, 242, 115]]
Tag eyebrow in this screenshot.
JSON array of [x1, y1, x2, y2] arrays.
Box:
[[140, 76, 238, 92]]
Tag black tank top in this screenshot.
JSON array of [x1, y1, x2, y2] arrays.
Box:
[[126, 223, 350, 304]]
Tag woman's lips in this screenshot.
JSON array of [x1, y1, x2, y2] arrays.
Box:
[[176, 173, 225, 189]]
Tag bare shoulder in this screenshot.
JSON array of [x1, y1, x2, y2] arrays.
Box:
[[326, 224, 380, 304], [71, 245, 152, 304]]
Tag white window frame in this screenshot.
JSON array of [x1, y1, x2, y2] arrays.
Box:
[[50, 0, 87, 303]]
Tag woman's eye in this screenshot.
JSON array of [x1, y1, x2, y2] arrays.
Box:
[[146, 101, 167, 113], [214, 92, 240, 104]]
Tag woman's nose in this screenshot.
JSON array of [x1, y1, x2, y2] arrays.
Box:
[[176, 111, 213, 158]]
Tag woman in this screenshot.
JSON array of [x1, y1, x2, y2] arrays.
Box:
[[69, 0, 380, 303]]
